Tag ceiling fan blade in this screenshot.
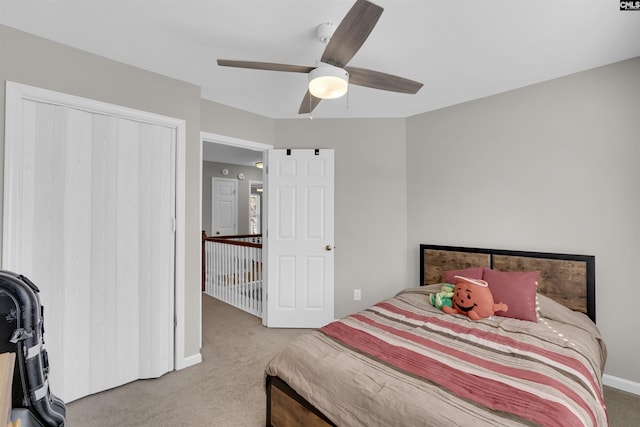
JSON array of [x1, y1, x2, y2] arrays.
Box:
[[217, 60, 314, 74], [346, 66, 423, 94], [298, 91, 322, 114], [321, 0, 384, 68]]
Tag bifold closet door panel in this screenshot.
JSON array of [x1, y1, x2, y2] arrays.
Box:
[[135, 123, 176, 379], [89, 115, 142, 395], [7, 99, 175, 402], [23, 101, 95, 401]]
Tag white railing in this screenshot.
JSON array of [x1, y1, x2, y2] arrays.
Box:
[[202, 232, 263, 317]]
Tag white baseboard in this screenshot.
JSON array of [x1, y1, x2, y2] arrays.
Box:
[[175, 352, 202, 371], [603, 374, 640, 396]]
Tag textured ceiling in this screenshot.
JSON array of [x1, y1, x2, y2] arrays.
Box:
[[1, 0, 639, 120]]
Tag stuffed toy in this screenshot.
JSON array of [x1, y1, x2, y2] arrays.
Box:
[[429, 283, 455, 310], [442, 275, 508, 320]]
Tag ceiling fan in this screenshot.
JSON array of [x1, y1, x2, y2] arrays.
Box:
[[217, 0, 423, 114]]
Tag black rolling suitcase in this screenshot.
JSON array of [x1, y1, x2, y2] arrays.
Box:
[[0, 271, 65, 426]]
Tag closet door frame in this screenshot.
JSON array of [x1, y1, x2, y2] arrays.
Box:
[[2, 81, 189, 370]]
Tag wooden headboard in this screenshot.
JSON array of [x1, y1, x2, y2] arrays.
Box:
[[420, 244, 596, 322]]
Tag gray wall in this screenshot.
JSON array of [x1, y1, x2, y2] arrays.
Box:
[[274, 118, 409, 317], [200, 103, 410, 318], [200, 99, 275, 145], [0, 25, 203, 362], [406, 57, 640, 384], [202, 161, 264, 235]]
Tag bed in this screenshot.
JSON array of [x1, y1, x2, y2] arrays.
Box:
[[264, 244, 607, 426]]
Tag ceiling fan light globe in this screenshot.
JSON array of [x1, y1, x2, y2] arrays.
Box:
[[308, 67, 349, 99]]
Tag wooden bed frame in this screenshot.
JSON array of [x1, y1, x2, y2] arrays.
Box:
[[420, 244, 595, 322], [265, 244, 596, 426]]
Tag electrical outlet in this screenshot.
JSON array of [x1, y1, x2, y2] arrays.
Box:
[[353, 289, 362, 301]]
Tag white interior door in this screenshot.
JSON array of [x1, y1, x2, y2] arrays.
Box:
[[3, 84, 176, 402], [212, 177, 238, 236], [265, 149, 334, 328]]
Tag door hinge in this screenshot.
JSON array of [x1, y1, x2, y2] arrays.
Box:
[[172, 217, 176, 232]]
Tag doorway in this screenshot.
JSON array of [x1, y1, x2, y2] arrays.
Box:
[[201, 133, 271, 236], [249, 181, 263, 234], [201, 132, 272, 322], [200, 135, 336, 328]]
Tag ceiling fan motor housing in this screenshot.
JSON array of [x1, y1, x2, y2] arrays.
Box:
[[316, 23, 338, 44]]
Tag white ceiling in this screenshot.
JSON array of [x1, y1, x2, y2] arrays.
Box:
[[1, 0, 639, 121]]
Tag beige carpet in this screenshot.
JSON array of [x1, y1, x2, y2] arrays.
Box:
[[66, 294, 307, 426], [67, 294, 640, 426]]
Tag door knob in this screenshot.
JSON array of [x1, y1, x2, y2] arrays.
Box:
[[325, 244, 333, 251]]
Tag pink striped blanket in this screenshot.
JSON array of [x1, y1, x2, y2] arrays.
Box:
[[265, 286, 608, 426]]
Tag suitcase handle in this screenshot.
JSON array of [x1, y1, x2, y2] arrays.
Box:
[[18, 274, 41, 292]]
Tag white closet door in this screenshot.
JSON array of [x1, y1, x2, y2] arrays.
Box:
[[3, 97, 175, 402]]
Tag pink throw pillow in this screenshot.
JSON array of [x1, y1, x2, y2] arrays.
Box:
[[443, 267, 484, 284], [482, 268, 540, 322]]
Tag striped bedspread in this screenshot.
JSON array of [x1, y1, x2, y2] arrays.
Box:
[[265, 286, 608, 427]]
